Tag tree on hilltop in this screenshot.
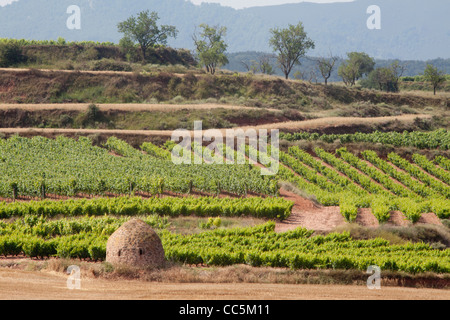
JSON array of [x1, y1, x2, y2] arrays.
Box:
[[316, 51, 338, 85], [118, 10, 178, 61], [423, 64, 446, 95], [193, 24, 229, 75], [269, 22, 315, 80], [338, 52, 375, 86]]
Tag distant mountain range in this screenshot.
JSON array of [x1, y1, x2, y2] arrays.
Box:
[[1, 0, 449, 60]]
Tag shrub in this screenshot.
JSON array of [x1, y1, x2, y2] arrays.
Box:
[[78, 47, 100, 61], [172, 95, 185, 104], [89, 243, 107, 261], [0, 40, 26, 67], [92, 59, 132, 72], [59, 114, 74, 127]]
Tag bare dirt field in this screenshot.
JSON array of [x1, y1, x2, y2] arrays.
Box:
[[275, 189, 345, 233], [0, 268, 448, 300], [276, 186, 442, 233]]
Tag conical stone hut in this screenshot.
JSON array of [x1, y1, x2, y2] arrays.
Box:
[[106, 219, 165, 268]]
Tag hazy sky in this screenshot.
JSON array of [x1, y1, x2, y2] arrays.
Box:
[[0, 0, 355, 9], [0, 0, 17, 7], [190, 0, 354, 9]]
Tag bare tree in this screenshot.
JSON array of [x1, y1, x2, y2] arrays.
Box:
[[241, 60, 251, 72], [258, 54, 275, 75], [317, 52, 338, 85]]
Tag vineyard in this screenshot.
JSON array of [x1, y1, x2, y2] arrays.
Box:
[[1, 218, 448, 274], [271, 144, 450, 223], [279, 129, 450, 150], [0, 134, 449, 276], [0, 135, 279, 198], [0, 134, 448, 224]]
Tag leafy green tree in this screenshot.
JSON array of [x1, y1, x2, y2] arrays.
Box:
[[362, 61, 406, 92], [193, 24, 229, 75], [119, 37, 139, 62], [269, 22, 315, 80], [117, 10, 178, 61], [338, 52, 375, 86], [423, 64, 446, 95]]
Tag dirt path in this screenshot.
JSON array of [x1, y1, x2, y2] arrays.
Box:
[[240, 114, 432, 131], [0, 114, 432, 138], [0, 268, 448, 300], [275, 187, 442, 232], [0, 103, 279, 113], [275, 189, 345, 233], [0, 67, 172, 77]]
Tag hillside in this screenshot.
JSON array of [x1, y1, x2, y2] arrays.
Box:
[[1, 68, 447, 109], [0, 0, 449, 60]]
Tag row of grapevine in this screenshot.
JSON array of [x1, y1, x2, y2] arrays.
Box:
[[362, 151, 439, 199], [336, 148, 418, 199], [435, 156, 450, 170], [288, 147, 366, 195], [0, 196, 294, 220], [279, 129, 450, 150], [0, 136, 279, 198], [0, 233, 108, 260], [315, 148, 390, 196], [163, 222, 450, 273], [273, 146, 449, 221], [140, 142, 172, 160], [2, 220, 449, 273], [412, 154, 450, 185], [387, 153, 450, 198], [278, 150, 344, 194], [105, 137, 144, 158]]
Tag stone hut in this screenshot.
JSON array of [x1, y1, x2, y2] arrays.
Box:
[[106, 219, 165, 268]]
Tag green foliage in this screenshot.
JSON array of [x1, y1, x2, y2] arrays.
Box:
[[361, 61, 406, 92], [119, 37, 139, 62], [141, 142, 172, 160], [0, 38, 115, 47], [370, 196, 392, 223], [193, 24, 229, 75], [92, 59, 132, 72], [163, 222, 450, 273], [412, 154, 450, 185], [435, 156, 450, 170], [388, 153, 450, 198], [0, 39, 26, 67], [423, 63, 447, 95], [269, 21, 315, 79], [199, 217, 222, 230], [338, 52, 375, 86], [270, 143, 449, 222], [0, 196, 293, 221], [339, 194, 359, 222], [280, 129, 450, 150], [0, 136, 278, 197], [117, 10, 178, 61]]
